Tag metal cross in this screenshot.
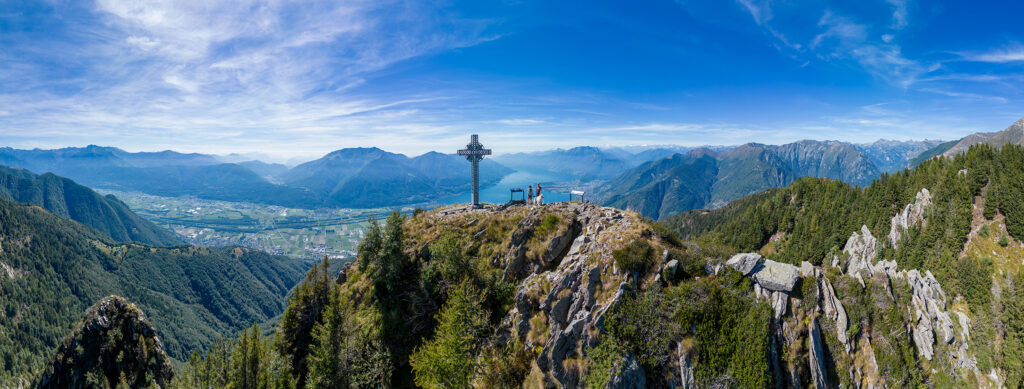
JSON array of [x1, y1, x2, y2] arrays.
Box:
[[457, 134, 492, 208]]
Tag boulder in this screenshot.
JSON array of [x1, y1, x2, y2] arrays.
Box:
[[335, 261, 354, 284], [798, 261, 817, 277], [609, 354, 646, 389], [726, 252, 763, 275], [662, 259, 680, 282], [544, 220, 581, 264], [752, 260, 799, 293]]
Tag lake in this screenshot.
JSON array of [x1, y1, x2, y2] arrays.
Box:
[[438, 170, 590, 205]]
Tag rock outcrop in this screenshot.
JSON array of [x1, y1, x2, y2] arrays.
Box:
[[609, 354, 646, 389], [818, 275, 851, 353], [726, 252, 763, 275], [34, 296, 174, 389], [808, 318, 829, 389], [726, 253, 799, 318], [888, 188, 931, 248], [904, 269, 954, 360], [844, 225, 878, 282], [677, 343, 696, 389], [489, 203, 650, 387]]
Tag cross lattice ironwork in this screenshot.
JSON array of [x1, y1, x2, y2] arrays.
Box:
[[457, 134, 492, 208]]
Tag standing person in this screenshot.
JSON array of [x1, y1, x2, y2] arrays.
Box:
[[536, 183, 543, 205], [528, 185, 534, 204]]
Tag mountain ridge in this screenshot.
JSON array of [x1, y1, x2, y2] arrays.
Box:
[[0, 165, 181, 246], [598, 140, 885, 219]]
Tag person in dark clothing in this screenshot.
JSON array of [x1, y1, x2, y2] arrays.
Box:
[[528, 185, 534, 204]]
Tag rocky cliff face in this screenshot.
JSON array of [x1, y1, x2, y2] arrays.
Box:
[[342, 181, 999, 387], [426, 202, 663, 387], [715, 187, 993, 388], [34, 296, 174, 389]]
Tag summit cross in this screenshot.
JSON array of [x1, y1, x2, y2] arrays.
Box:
[[457, 134, 492, 208]]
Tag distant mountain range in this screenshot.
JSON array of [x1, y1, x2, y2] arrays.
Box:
[[0, 145, 514, 208], [494, 146, 701, 181], [0, 135, 954, 213], [284, 148, 512, 208], [853, 139, 946, 173], [940, 117, 1024, 157], [0, 165, 181, 246], [597, 139, 939, 219]]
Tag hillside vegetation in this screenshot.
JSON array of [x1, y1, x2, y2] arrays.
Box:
[[163, 201, 777, 388], [0, 165, 181, 246], [0, 197, 306, 385], [27, 143, 1024, 388], [662, 143, 1024, 387]]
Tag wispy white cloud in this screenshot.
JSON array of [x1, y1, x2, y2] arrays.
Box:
[[811, 11, 924, 87], [736, 0, 772, 25], [918, 88, 1008, 103], [496, 119, 546, 126], [0, 0, 500, 158], [885, 0, 909, 30], [961, 45, 1024, 63]]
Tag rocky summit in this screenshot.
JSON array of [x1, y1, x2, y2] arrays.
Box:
[[34, 296, 174, 389]]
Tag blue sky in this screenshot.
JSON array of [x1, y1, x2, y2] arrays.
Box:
[[1, 0, 1022, 160]]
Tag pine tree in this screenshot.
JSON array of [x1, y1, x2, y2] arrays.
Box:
[[409, 280, 490, 388]]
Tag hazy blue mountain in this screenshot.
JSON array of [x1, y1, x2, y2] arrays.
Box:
[[80, 163, 321, 207], [0, 165, 181, 245], [237, 160, 291, 181], [410, 151, 514, 191], [600, 150, 719, 219], [908, 139, 959, 167], [599, 140, 883, 219], [0, 146, 316, 206], [0, 145, 515, 209], [854, 139, 946, 172], [282, 148, 514, 207], [494, 146, 634, 180]]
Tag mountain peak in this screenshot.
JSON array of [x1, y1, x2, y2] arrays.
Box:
[[324, 147, 390, 159], [34, 296, 175, 389]]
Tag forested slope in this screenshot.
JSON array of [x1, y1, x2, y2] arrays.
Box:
[[0, 197, 306, 385], [0, 165, 181, 246], [662, 143, 1024, 387]]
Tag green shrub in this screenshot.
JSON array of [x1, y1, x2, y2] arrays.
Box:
[[410, 280, 490, 388], [584, 337, 624, 389], [650, 221, 682, 246], [979, 224, 991, 238], [1000, 234, 1010, 247], [613, 239, 655, 275], [537, 214, 560, 236]]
